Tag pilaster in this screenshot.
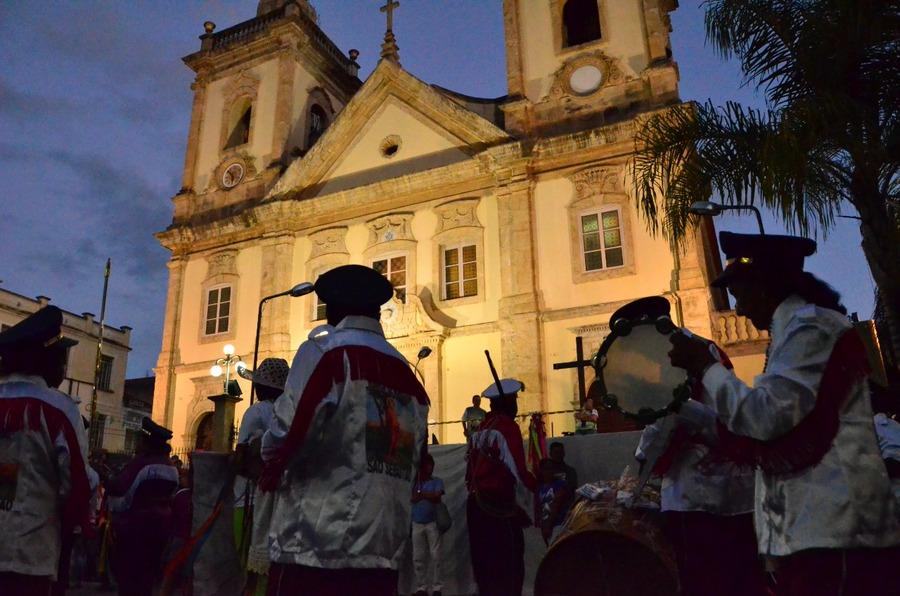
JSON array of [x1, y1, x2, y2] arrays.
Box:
[[181, 79, 208, 192], [496, 179, 546, 414], [270, 52, 296, 166], [153, 257, 187, 429], [258, 235, 296, 362], [671, 226, 715, 340]]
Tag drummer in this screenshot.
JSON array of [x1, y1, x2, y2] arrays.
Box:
[[628, 296, 765, 596], [669, 232, 900, 594]]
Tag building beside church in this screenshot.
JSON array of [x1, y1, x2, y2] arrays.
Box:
[[153, 0, 767, 449], [0, 288, 133, 451]]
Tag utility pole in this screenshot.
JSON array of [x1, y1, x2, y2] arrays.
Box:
[[89, 259, 111, 450]]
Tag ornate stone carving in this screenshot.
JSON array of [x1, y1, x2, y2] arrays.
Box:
[[367, 213, 414, 247], [434, 198, 481, 234], [308, 227, 349, 260], [550, 52, 627, 99], [567, 323, 611, 356], [224, 70, 261, 104], [569, 166, 623, 199], [204, 249, 238, 281], [380, 293, 444, 340]]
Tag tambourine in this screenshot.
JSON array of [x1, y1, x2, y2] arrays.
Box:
[[591, 297, 692, 424]]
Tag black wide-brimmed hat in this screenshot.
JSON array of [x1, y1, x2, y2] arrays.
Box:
[[0, 306, 78, 356], [712, 232, 816, 288], [314, 264, 394, 308]]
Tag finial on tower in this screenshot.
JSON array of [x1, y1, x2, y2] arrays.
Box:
[[379, 0, 400, 63]]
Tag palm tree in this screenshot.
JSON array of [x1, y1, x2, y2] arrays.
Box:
[[632, 0, 900, 362]]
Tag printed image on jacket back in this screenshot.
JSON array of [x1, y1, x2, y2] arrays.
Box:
[[366, 384, 417, 481]]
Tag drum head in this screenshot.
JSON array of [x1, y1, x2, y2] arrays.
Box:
[[593, 320, 687, 422]]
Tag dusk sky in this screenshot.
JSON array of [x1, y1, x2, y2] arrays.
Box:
[[0, 1, 875, 378]]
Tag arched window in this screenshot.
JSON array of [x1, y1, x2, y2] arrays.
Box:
[[225, 98, 252, 149], [307, 104, 328, 148], [563, 0, 602, 48]]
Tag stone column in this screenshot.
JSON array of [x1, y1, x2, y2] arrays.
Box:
[[208, 393, 242, 452], [270, 52, 295, 166], [671, 223, 717, 340], [153, 256, 187, 429], [191, 451, 243, 595], [258, 235, 296, 362], [496, 179, 546, 415], [181, 78, 208, 192]]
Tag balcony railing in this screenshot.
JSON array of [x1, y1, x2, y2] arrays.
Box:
[[207, 6, 357, 75], [712, 310, 770, 346], [210, 7, 286, 51]]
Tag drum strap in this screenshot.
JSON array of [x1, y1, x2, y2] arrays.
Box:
[[714, 329, 871, 475]]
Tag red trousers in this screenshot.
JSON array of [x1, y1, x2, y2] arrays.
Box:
[[266, 563, 399, 596], [774, 546, 900, 596]]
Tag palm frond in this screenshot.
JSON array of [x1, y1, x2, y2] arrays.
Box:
[[632, 101, 853, 244]]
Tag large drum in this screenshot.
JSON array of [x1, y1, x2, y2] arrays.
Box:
[[534, 481, 678, 596]]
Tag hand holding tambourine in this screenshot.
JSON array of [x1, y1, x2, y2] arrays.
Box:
[[668, 330, 719, 378]]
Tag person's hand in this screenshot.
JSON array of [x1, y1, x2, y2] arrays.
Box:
[[668, 331, 717, 378]]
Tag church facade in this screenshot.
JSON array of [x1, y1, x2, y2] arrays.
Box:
[[153, 0, 766, 449]]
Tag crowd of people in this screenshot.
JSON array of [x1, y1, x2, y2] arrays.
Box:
[[3, 231, 900, 595]]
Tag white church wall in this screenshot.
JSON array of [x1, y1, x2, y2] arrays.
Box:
[[439, 331, 503, 445]]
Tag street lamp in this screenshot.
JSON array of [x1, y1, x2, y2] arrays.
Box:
[[413, 346, 432, 383], [689, 200, 765, 234], [251, 282, 315, 403], [211, 343, 245, 396]]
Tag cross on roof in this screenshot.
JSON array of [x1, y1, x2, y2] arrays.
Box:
[[381, 0, 400, 32]]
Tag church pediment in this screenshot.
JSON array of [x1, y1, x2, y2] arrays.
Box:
[[268, 60, 511, 200]]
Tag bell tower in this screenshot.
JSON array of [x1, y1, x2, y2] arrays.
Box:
[[171, 0, 361, 227], [500, 0, 680, 137]]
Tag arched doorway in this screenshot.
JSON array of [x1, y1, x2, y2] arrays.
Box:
[[194, 413, 214, 451]]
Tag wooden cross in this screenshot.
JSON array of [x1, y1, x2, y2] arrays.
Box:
[[381, 0, 400, 31], [552, 336, 594, 404]]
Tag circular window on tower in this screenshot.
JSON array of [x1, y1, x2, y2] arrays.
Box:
[[569, 65, 604, 95], [380, 135, 402, 159]]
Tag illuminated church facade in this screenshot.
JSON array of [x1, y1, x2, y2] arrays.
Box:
[[153, 0, 767, 449]]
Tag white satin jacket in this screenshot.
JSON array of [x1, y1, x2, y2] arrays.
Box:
[[636, 406, 755, 515], [0, 375, 93, 578], [262, 316, 430, 570], [700, 295, 900, 556]]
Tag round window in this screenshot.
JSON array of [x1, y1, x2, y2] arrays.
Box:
[[569, 65, 604, 95]]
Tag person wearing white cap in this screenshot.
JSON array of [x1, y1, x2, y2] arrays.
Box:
[[466, 377, 537, 596], [0, 306, 93, 594], [260, 265, 430, 596], [669, 231, 900, 594]]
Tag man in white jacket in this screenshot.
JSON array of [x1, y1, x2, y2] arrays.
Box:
[[0, 306, 93, 594], [669, 232, 900, 595], [260, 265, 430, 596]]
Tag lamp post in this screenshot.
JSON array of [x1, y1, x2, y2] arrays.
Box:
[[211, 344, 245, 395], [251, 282, 315, 403], [689, 200, 766, 234], [412, 346, 432, 383]]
